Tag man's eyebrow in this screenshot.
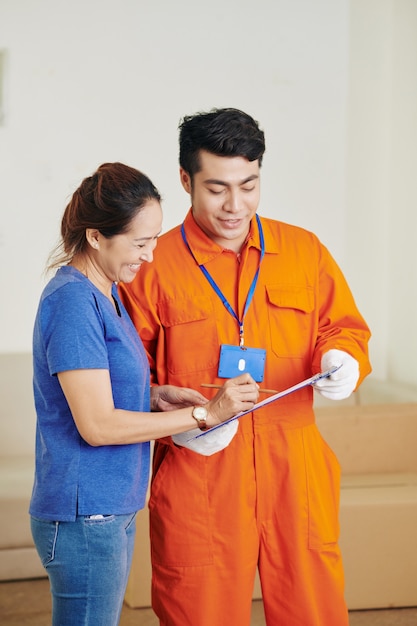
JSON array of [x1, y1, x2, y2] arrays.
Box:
[[204, 174, 259, 186]]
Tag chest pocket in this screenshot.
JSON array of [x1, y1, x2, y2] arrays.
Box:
[[266, 285, 315, 358], [159, 295, 220, 375]]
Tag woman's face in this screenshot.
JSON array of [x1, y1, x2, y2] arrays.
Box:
[[95, 198, 163, 284]]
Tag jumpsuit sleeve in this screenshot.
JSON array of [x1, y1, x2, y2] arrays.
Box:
[[119, 275, 177, 448], [311, 243, 371, 387], [119, 277, 161, 386]]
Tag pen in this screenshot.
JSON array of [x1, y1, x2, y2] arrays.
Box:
[[201, 383, 279, 394]]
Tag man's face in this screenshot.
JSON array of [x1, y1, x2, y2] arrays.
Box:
[[180, 150, 260, 252]]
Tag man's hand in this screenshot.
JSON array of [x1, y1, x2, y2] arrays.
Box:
[[313, 349, 359, 400]]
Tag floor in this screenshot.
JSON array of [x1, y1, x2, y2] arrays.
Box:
[[1, 578, 417, 625]]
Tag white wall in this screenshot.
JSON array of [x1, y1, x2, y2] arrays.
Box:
[[346, 0, 393, 380], [346, 0, 417, 383], [388, 1, 417, 386], [0, 0, 415, 387]]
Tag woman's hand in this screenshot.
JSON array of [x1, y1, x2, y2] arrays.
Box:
[[171, 373, 259, 455], [206, 373, 259, 427], [151, 385, 208, 412]]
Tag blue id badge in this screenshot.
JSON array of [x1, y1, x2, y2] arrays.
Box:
[[218, 344, 266, 382]]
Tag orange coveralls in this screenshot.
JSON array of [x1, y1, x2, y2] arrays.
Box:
[[120, 211, 371, 626]]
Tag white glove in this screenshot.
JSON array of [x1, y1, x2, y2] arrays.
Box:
[[171, 420, 238, 456], [313, 349, 359, 400]]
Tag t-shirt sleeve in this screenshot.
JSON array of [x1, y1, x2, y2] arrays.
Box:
[[40, 282, 110, 375]]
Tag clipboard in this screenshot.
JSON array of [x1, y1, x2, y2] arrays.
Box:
[[189, 365, 341, 442]]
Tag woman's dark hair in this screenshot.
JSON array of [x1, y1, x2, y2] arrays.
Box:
[[47, 162, 161, 270], [179, 107, 266, 178]]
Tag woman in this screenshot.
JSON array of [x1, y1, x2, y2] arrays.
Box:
[[29, 162, 258, 626]]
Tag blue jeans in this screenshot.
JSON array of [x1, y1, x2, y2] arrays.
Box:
[[31, 512, 137, 626]]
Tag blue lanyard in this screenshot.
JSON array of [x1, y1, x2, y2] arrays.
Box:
[[180, 214, 265, 346]]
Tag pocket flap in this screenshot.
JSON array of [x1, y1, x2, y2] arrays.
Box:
[[159, 295, 213, 327], [266, 285, 314, 313]]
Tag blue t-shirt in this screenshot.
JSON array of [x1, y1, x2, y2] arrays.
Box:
[[29, 266, 151, 521]]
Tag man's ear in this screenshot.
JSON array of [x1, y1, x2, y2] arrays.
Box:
[[179, 168, 192, 194]]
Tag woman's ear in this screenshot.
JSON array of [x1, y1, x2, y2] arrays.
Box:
[[85, 229, 100, 250]]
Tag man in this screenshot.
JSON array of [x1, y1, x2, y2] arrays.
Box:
[[119, 108, 371, 626]]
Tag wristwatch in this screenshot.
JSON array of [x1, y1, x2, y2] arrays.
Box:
[[192, 406, 209, 431]]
